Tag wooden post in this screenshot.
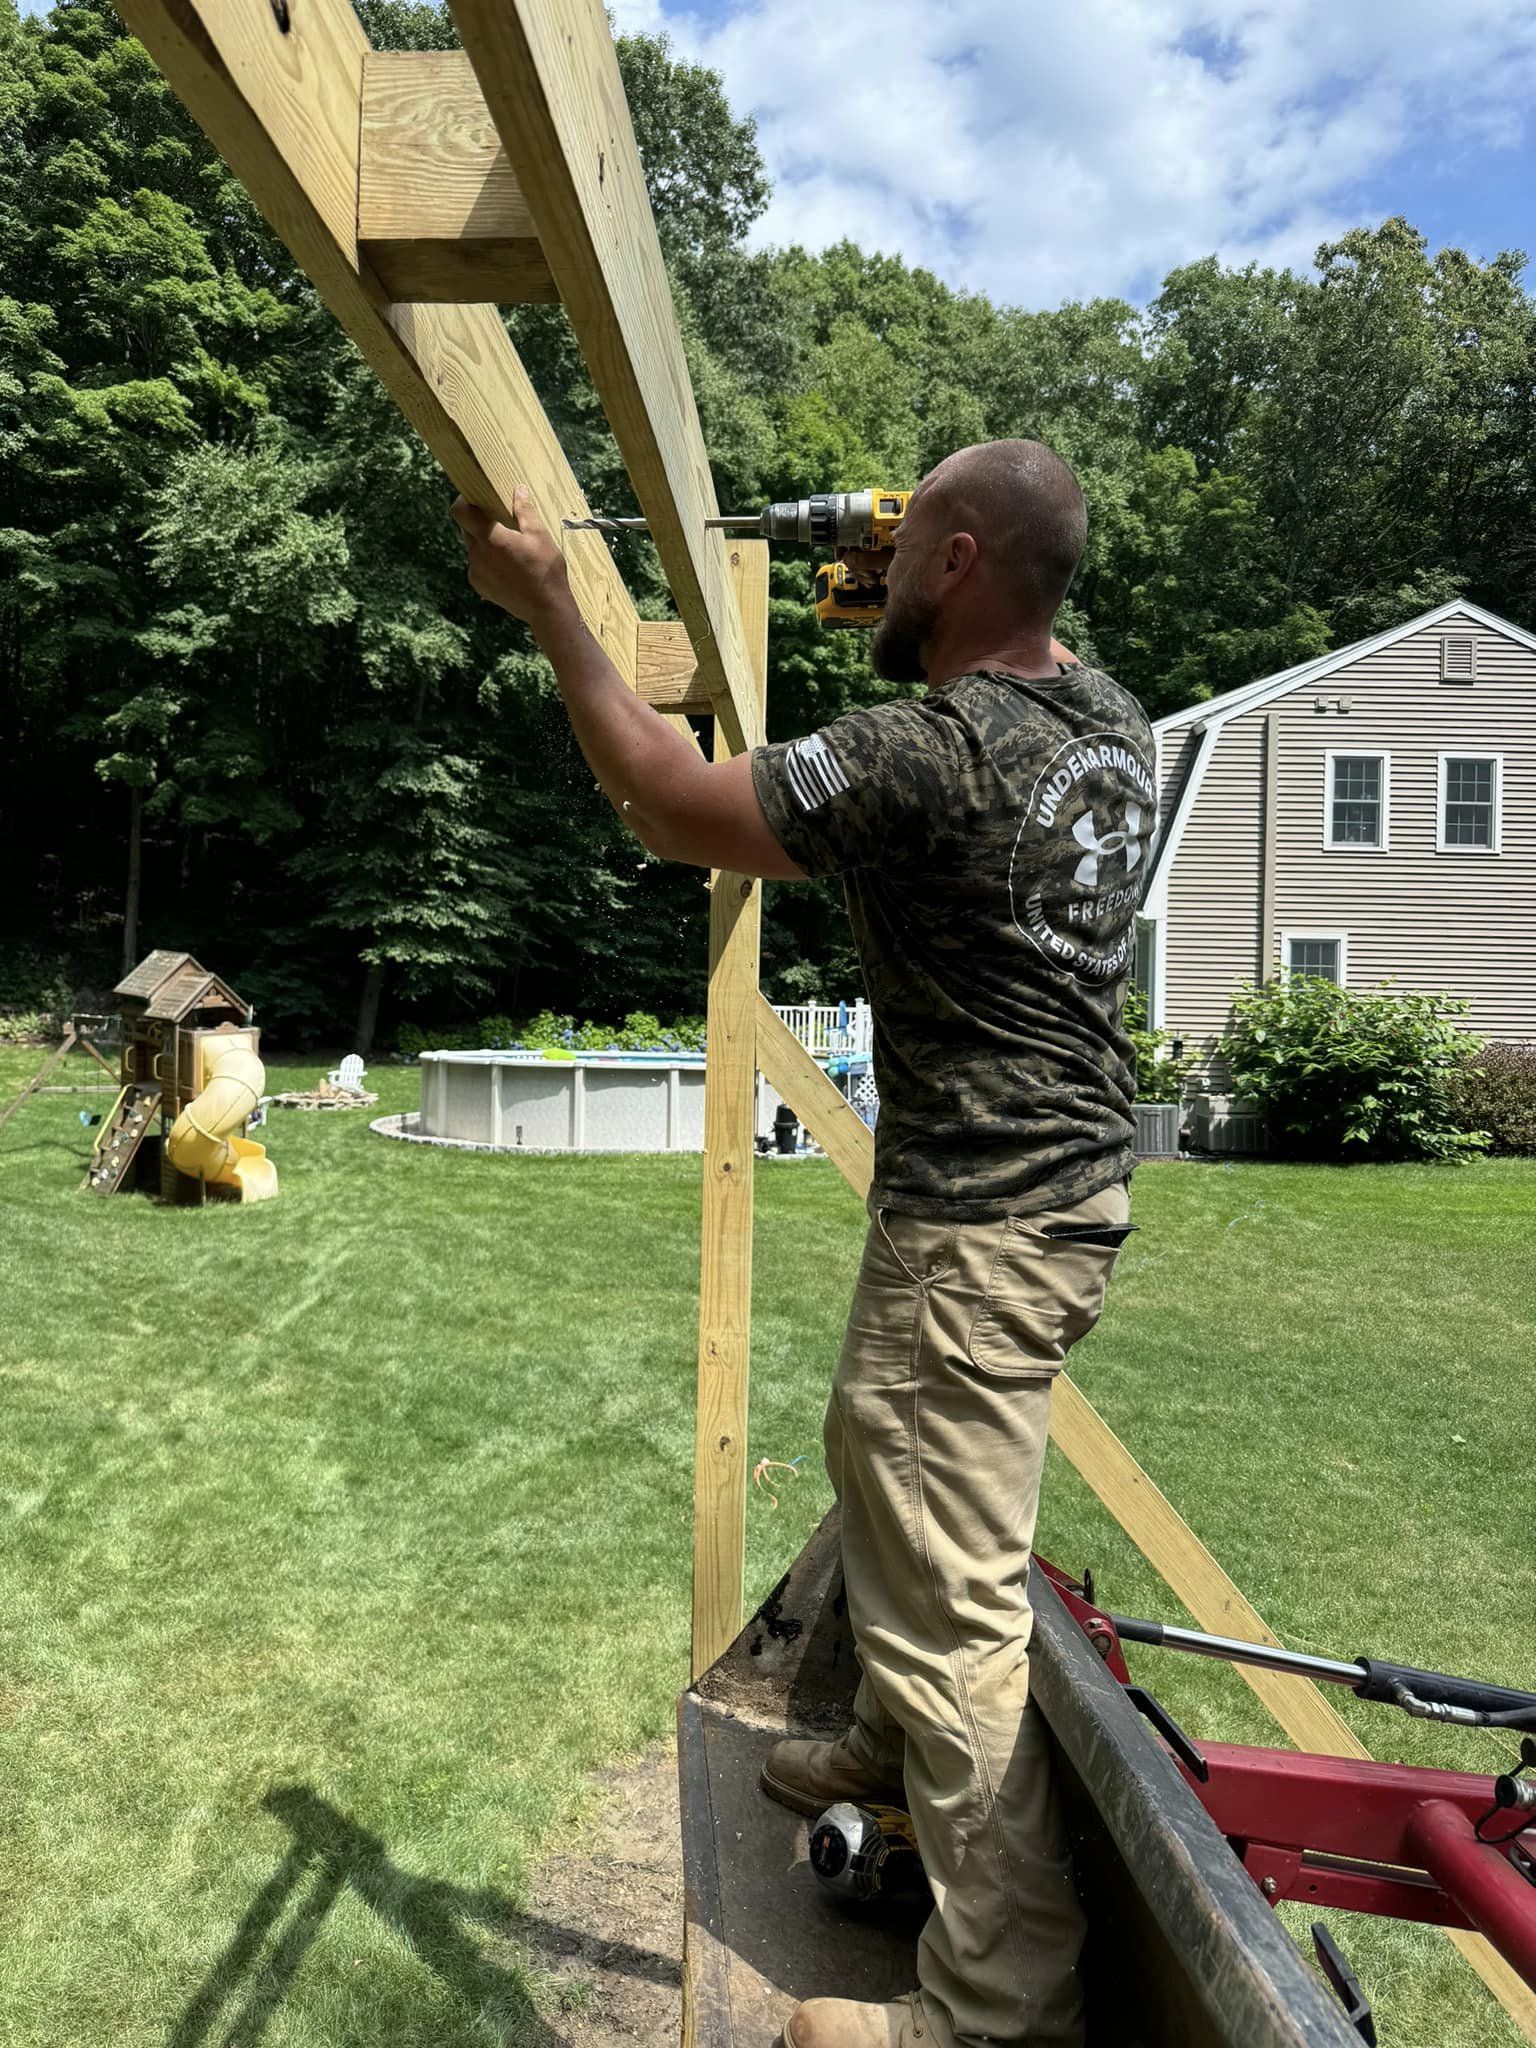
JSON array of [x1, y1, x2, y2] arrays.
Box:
[[690, 543, 767, 1678]]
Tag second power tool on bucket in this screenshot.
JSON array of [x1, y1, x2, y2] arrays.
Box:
[[808, 1799, 930, 1905]]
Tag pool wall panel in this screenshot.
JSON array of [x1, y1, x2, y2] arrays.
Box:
[[420, 1052, 714, 1153]]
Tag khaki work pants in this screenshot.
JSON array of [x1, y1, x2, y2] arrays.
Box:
[[824, 1181, 1130, 2048]]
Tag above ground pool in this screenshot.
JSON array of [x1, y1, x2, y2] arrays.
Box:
[[416, 1048, 708, 1153]]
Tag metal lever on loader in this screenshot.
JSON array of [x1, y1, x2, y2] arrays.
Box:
[[1107, 1612, 1536, 1731]]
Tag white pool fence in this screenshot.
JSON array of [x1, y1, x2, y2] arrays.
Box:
[[770, 1000, 872, 1059]]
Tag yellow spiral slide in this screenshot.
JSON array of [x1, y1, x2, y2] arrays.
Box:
[[165, 1033, 278, 1202]]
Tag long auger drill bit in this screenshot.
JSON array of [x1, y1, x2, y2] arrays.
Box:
[[561, 515, 762, 533]]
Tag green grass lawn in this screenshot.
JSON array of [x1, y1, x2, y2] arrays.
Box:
[[1, 1043, 1533, 2048]]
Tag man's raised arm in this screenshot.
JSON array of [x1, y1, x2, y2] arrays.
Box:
[[452, 492, 803, 879]]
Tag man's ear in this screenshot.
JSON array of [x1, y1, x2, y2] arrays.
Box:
[[944, 531, 980, 583]]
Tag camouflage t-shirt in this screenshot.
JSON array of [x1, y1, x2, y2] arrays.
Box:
[[751, 664, 1156, 1220]]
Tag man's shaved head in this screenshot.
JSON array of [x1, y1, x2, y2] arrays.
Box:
[[871, 439, 1087, 684], [922, 440, 1087, 614]]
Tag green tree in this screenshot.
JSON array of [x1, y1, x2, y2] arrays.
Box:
[[4, 0, 1535, 1041]]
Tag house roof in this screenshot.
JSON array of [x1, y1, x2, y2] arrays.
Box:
[[1150, 600, 1536, 740]]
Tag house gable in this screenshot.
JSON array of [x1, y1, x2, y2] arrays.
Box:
[[1146, 603, 1536, 1049], [1151, 601, 1536, 742], [1148, 601, 1535, 910]]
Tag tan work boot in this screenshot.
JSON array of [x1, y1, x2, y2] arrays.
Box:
[[782, 1993, 928, 2048], [759, 1736, 905, 1819]]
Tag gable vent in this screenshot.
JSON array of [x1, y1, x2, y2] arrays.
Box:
[[1441, 636, 1477, 682]]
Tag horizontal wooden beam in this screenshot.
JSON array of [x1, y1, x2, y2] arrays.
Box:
[[114, 0, 636, 685], [754, 1002, 1534, 2036], [636, 621, 713, 715], [449, 0, 761, 756], [358, 51, 557, 305]]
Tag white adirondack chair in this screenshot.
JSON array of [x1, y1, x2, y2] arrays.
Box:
[[327, 1053, 367, 1093]]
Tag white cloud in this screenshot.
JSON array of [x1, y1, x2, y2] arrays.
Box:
[[613, 0, 1536, 306]]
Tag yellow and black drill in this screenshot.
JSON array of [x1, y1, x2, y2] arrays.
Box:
[[563, 488, 911, 628]]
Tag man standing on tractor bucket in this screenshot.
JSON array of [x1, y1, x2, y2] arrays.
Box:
[[454, 440, 1156, 2048]]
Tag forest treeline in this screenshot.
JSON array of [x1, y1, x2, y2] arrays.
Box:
[[3, 0, 1532, 1045]]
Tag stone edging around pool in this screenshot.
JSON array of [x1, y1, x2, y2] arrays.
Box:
[[371, 1111, 507, 1154]]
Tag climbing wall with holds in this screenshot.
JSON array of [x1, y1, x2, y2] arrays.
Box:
[[85, 1083, 161, 1196]]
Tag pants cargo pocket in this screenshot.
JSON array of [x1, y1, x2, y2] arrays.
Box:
[[964, 1216, 1129, 1379]]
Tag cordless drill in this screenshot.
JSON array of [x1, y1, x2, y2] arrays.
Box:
[[563, 489, 912, 628], [728, 490, 910, 628]]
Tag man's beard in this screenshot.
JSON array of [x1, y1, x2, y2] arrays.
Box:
[[871, 586, 940, 684]]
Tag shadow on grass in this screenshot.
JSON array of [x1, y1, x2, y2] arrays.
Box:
[[167, 1784, 675, 2047]]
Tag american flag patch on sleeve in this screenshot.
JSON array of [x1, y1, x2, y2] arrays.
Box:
[[784, 734, 851, 812]]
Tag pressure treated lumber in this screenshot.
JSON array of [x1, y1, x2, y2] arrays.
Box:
[[691, 547, 768, 1678], [754, 996, 879, 1196], [449, 0, 761, 757], [756, 1032, 1536, 2038], [114, 0, 637, 684], [358, 52, 557, 304], [636, 621, 714, 715]]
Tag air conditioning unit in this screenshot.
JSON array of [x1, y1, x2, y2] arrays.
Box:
[[1191, 1094, 1269, 1155], [1133, 1101, 1182, 1160]]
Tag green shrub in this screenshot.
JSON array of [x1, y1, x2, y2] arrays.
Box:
[[0, 1010, 54, 1045], [1123, 986, 1196, 1104], [0, 951, 75, 1013], [395, 1009, 707, 1057], [520, 1010, 575, 1049], [1219, 978, 1486, 1162], [665, 1014, 707, 1053], [614, 1009, 663, 1050], [1457, 1043, 1536, 1156]]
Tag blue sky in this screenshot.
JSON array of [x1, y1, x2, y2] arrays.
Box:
[[22, 0, 1534, 306], [610, 0, 1536, 307]]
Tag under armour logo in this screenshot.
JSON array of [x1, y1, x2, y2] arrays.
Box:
[[1072, 803, 1144, 887]]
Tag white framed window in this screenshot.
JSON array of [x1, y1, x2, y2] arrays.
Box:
[[1437, 754, 1502, 853], [1280, 931, 1349, 985], [1323, 752, 1389, 850]]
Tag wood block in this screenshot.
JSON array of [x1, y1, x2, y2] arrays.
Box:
[[359, 52, 557, 303], [636, 620, 713, 714]]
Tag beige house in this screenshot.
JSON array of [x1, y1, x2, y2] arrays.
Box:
[[1138, 600, 1535, 1065]]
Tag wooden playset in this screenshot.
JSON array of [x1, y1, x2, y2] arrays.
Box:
[[83, 950, 276, 1203]]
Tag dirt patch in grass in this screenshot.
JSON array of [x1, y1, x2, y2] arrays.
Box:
[[517, 1746, 683, 2048]]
